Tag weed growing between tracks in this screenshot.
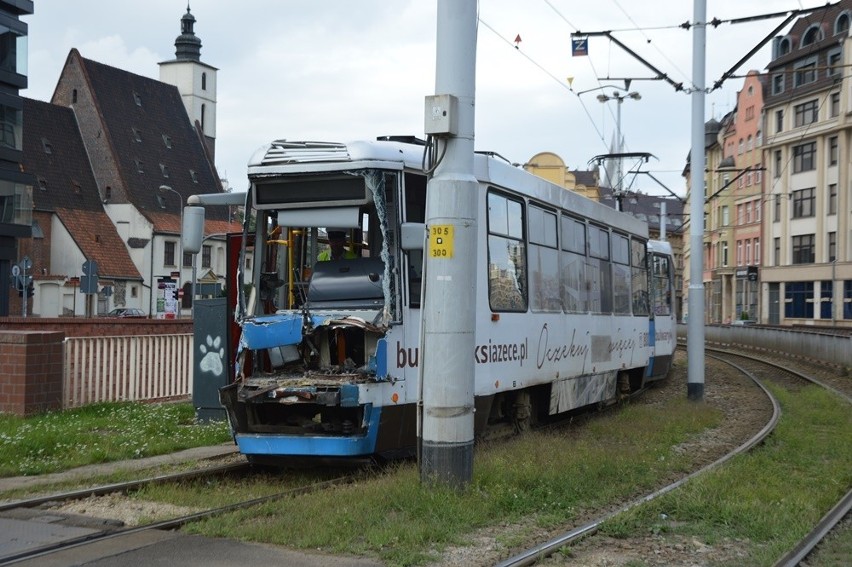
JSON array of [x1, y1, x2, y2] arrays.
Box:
[[599, 384, 852, 566], [182, 397, 721, 566], [0, 402, 231, 476]]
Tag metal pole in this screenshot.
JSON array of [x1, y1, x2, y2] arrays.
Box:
[[687, 0, 706, 401], [419, 0, 478, 489], [616, 96, 623, 211]]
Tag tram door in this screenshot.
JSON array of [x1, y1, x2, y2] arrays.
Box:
[[768, 283, 780, 325]]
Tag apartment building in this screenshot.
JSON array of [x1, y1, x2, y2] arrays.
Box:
[[761, 1, 852, 326]]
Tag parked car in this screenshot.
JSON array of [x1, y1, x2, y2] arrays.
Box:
[[105, 307, 146, 318]]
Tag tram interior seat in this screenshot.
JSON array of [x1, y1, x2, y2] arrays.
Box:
[[306, 258, 385, 310]]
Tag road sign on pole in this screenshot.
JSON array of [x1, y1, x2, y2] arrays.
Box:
[[80, 260, 99, 294]]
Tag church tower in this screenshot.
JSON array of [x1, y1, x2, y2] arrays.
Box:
[[159, 5, 218, 158]]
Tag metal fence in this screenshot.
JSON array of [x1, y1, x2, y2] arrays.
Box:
[[63, 334, 193, 408]]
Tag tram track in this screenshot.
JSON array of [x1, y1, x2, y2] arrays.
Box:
[[0, 466, 366, 566], [496, 346, 850, 567]]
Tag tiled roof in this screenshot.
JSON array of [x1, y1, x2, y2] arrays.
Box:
[[23, 98, 104, 212], [74, 52, 230, 229], [22, 98, 141, 280], [54, 208, 142, 280]]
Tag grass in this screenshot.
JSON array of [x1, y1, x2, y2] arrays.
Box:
[[0, 402, 231, 476], [2, 365, 848, 566], [600, 384, 852, 565], [178, 397, 723, 566]]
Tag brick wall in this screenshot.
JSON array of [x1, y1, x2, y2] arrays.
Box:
[[0, 331, 65, 416]]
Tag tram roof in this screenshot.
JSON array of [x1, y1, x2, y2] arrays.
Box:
[[248, 138, 648, 238]]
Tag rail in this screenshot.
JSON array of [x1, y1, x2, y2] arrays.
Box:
[[63, 334, 193, 408]]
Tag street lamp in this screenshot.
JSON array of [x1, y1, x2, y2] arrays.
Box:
[[158, 184, 183, 318], [596, 90, 641, 208]]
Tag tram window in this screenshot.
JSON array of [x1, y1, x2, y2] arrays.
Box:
[[561, 216, 586, 254], [587, 225, 612, 313], [652, 254, 672, 315], [487, 191, 527, 311], [631, 240, 649, 316], [612, 233, 631, 314], [529, 205, 560, 312], [561, 216, 586, 313], [404, 172, 427, 307]]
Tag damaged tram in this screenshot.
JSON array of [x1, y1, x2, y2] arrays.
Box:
[[219, 137, 676, 462]]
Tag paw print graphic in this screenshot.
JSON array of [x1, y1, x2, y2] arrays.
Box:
[[199, 335, 225, 376]]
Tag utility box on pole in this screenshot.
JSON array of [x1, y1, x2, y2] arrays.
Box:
[[192, 297, 229, 422]]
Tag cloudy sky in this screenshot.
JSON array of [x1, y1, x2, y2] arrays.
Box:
[[23, 0, 816, 197]]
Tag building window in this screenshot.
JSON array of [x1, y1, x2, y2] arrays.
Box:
[[37, 176, 47, 191], [828, 183, 837, 215], [755, 198, 761, 222], [72, 89, 77, 103], [801, 24, 823, 46], [737, 204, 744, 225], [737, 240, 743, 265], [160, 163, 169, 178], [747, 135, 753, 151], [775, 110, 783, 133], [132, 127, 142, 142], [754, 237, 760, 264], [774, 237, 781, 265], [189, 169, 199, 183], [41, 137, 52, 154], [836, 12, 850, 35], [164, 241, 176, 266], [745, 201, 752, 223], [830, 92, 840, 117], [722, 242, 729, 267], [845, 281, 852, 320], [183, 251, 192, 268], [746, 240, 752, 265], [791, 188, 815, 218], [829, 136, 838, 165], [828, 232, 836, 262], [792, 142, 816, 173], [772, 74, 784, 95], [163, 134, 172, 149], [133, 91, 142, 106], [0, 103, 22, 150], [201, 103, 206, 131], [721, 205, 729, 226], [785, 281, 814, 318], [202, 245, 212, 269], [827, 48, 842, 77], [794, 100, 819, 127], [791, 234, 815, 264], [738, 138, 744, 154], [774, 150, 782, 178], [774, 194, 781, 222], [135, 158, 144, 174], [793, 57, 818, 88]]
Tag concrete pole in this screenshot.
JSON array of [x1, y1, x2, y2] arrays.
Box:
[[419, 0, 478, 489], [687, 0, 706, 401]]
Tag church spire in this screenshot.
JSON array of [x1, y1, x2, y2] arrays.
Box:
[[174, 4, 202, 61]]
